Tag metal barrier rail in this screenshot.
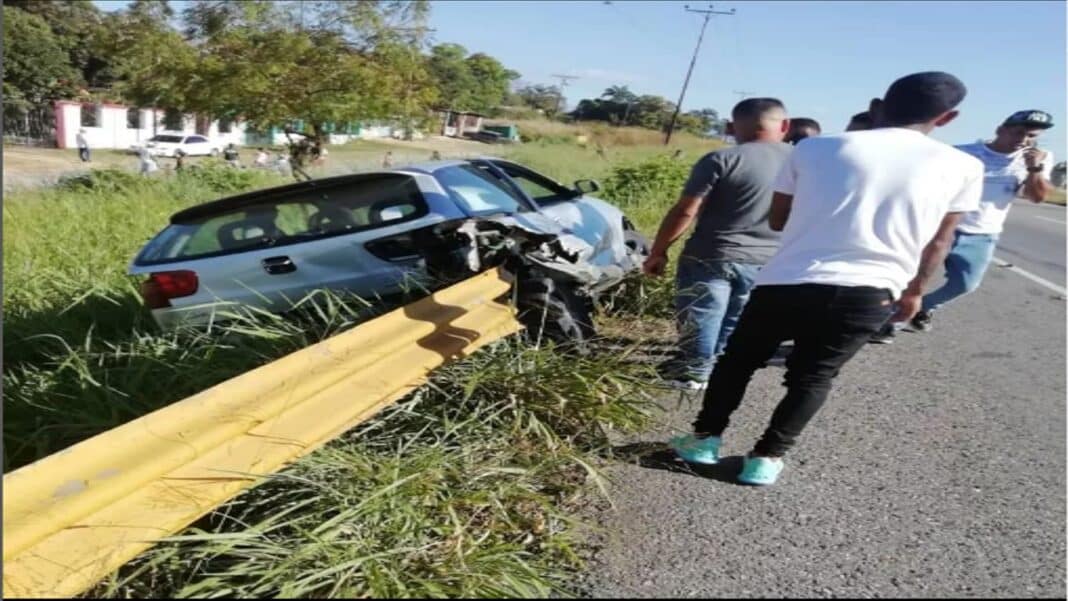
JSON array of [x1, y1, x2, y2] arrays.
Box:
[[3, 269, 521, 598]]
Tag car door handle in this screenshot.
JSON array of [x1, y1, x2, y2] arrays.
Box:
[[262, 256, 297, 275]]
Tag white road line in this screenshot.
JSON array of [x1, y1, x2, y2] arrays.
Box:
[[993, 255, 1067, 296], [1032, 215, 1067, 225]]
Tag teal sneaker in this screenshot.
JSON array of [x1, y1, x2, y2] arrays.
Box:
[[670, 434, 721, 465], [738, 455, 785, 485]]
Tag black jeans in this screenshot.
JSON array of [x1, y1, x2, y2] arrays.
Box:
[[693, 284, 894, 457], [79, 147, 90, 162]]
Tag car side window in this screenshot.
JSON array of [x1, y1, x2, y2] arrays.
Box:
[[436, 165, 527, 215], [186, 136, 207, 144], [138, 175, 430, 263], [494, 162, 575, 205]]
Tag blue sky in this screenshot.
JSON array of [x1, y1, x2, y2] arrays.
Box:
[[94, 0, 1067, 154]]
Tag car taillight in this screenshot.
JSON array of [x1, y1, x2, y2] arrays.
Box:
[[141, 270, 199, 309]]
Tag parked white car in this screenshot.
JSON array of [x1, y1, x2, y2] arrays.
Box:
[[131, 133, 221, 158]]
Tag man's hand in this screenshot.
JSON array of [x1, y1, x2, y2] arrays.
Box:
[[1024, 147, 1048, 168], [642, 253, 669, 277], [891, 291, 922, 323]]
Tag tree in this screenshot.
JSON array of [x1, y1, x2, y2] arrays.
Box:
[[164, 0, 438, 177], [5, 0, 118, 91], [601, 85, 636, 104], [674, 108, 721, 136], [2, 7, 79, 108], [516, 84, 564, 117], [427, 43, 477, 110], [427, 44, 518, 112], [96, 4, 196, 122], [464, 52, 519, 112]]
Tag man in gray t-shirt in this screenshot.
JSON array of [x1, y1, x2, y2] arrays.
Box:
[[643, 98, 793, 390]]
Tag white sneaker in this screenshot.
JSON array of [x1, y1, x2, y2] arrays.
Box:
[[663, 378, 708, 391]]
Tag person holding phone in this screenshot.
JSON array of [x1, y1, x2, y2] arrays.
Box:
[[907, 110, 1056, 333]]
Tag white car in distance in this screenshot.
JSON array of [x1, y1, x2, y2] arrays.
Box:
[[132, 133, 221, 158]]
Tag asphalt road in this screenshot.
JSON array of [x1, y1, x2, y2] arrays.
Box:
[[998, 201, 1067, 287], [577, 203, 1066, 598]]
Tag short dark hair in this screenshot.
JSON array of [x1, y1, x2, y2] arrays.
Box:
[[881, 71, 967, 126], [785, 118, 821, 144], [732, 97, 785, 121], [789, 117, 821, 132], [849, 111, 872, 126]]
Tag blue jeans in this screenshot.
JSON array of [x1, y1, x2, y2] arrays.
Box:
[[921, 231, 999, 312], [672, 257, 760, 380]]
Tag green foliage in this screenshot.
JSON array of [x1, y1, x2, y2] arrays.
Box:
[[57, 168, 145, 194], [602, 154, 692, 207], [572, 85, 721, 136], [1, 6, 79, 106], [514, 84, 564, 117], [427, 44, 518, 113]]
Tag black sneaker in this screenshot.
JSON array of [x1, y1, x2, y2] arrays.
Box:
[[869, 323, 896, 344], [910, 310, 933, 332]]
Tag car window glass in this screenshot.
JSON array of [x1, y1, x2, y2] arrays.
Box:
[[137, 175, 428, 263], [436, 165, 524, 214], [495, 163, 574, 204], [150, 135, 183, 143]]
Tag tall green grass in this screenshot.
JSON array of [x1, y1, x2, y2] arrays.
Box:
[[4, 145, 698, 597]]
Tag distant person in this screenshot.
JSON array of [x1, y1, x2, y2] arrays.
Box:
[[275, 154, 292, 177], [174, 149, 187, 172], [845, 111, 873, 132], [670, 72, 983, 486], [314, 142, 329, 165], [253, 147, 270, 168], [138, 147, 159, 175], [910, 110, 1056, 333], [383, 151, 394, 168], [76, 129, 90, 162], [784, 118, 821, 145], [643, 98, 792, 390], [223, 143, 241, 167]]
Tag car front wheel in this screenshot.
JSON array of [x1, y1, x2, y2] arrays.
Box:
[[515, 275, 596, 351]]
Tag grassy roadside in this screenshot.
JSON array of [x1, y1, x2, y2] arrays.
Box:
[[3, 141, 697, 597]]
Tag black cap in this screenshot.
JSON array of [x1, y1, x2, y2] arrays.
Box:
[[882, 71, 967, 126], [1002, 110, 1054, 129]]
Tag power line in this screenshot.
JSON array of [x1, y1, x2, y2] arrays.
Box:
[[733, 89, 755, 102], [664, 4, 735, 145]]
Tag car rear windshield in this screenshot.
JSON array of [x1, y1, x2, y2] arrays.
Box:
[[135, 175, 428, 265], [149, 135, 184, 143]]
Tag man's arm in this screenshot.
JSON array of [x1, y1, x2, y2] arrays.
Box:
[[642, 194, 704, 276], [893, 211, 964, 321], [769, 192, 793, 231], [1021, 148, 1053, 203]]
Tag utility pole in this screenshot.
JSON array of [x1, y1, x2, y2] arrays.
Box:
[[664, 4, 735, 145], [550, 73, 580, 115]]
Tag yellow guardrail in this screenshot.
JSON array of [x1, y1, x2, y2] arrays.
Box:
[[3, 268, 521, 598]]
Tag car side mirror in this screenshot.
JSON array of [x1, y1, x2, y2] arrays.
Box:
[[573, 179, 600, 195]]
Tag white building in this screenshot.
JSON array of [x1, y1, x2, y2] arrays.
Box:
[[55, 101, 247, 150], [54, 100, 420, 150]]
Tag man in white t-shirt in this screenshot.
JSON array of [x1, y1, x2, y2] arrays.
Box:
[[670, 72, 983, 486], [909, 110, 1056, 332]]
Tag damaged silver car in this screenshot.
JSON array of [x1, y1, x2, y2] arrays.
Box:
[[129, 157, 649, 343]]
